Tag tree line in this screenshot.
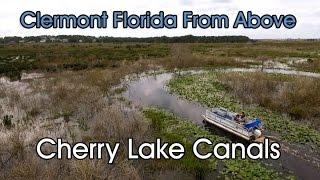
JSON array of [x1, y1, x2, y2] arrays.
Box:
[[0, 35, 251, 44]]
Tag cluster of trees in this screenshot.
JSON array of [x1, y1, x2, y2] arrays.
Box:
[[98, 35, 251, 43], [0, 35, 251, 44], [0, 35, 97, 44]]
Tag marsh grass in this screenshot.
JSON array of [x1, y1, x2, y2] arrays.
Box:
[[0, 43, 170, 80], [193, 41, 320, 59], [218, 72, 320, 126], [160, 44, 248, 71], [0, 55, 164, 179], [1, 41, 319, 179], [143, 108, 282, 179], [168, 72, 320, 147], [293, 58, 320, 73]]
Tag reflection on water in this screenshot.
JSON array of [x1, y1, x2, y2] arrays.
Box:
[[124, 73, 206, 125]]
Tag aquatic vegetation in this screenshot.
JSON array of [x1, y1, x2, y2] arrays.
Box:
[[143, 108, 283, 179], [168, 73, 238, 110], [192, 41, 320, 59], [168, 72, 320, 148], [113, 87, 127, 94], [222, 160, 289, 180]]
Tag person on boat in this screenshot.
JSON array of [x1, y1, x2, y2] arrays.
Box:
[[240, 112, 246, 119], [234, 114, 242, 123], [234, 114, 239, 121], [240, 112, 249, 123], [234, 112, 246, 124]]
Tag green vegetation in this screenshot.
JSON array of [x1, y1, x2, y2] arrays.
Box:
[[0, 43, 169, 79], [3, 40, 319, 81], [144, 108, 284, 179], [113, 87, 127, 94], [168, 72, 320, 148], [219, 72, 320, 124], [193, 41, 320, 59], [192, 41, 320, 73], [1, 40, 319, 179], [77, 118, 90, 131]]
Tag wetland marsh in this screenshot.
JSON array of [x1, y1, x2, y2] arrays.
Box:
[[1, 40, 320, 179]]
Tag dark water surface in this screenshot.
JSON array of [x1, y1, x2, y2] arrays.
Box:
[[124, 73, 206, 125]]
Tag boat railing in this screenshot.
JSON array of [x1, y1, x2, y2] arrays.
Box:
[[205, 110, 251, 136]]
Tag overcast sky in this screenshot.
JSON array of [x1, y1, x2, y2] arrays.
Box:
[[0, 0, 319, 39]]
